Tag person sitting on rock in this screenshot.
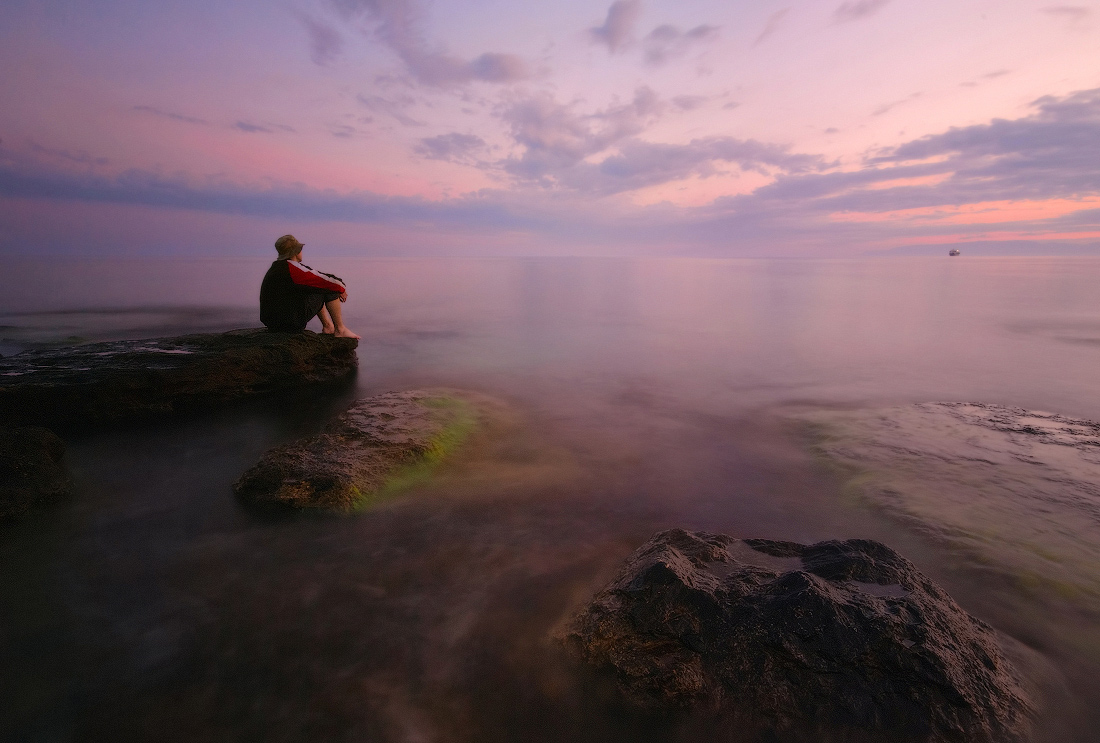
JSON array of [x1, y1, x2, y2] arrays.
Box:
[[260, 235, 360, 339]]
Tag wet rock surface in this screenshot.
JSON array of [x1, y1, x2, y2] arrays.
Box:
[[0, 427, 71, 520], [234, 389, 477, 513], [0, 329, 357, 426], [565, 529, 1034, 742]]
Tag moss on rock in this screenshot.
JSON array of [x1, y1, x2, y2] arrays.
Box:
[[233, 389, 479, 513]]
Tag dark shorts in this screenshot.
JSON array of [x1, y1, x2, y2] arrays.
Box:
[[265, 290, 341, 332]]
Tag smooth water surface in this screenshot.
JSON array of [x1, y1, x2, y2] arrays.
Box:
[[2, 257, 1099, 741]]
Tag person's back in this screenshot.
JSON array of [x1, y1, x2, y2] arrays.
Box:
[[259, 235, 359, 338], [260, 258, 304, 331]]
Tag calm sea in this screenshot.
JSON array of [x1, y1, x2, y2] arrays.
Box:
[[2, 256, 1099, 741]]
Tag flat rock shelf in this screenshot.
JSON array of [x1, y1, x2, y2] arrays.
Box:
[[0, 329, 358, 426], [233, 389, 479, 513], [565, 529, 1035, 742]]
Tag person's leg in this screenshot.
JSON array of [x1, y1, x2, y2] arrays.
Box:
[[324, 297, 360, 339], [294, 294, 328, 332], [317, 304, 336, 334]]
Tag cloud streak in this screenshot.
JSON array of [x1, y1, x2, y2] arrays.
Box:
[[1041, 5, 1090, 23], [233, 121, 295, 134], [133, 106, 211, 127], [0, 157, 539, 231], [328, 0, 529, 86], [833, 0, 890, 23], [754, 9, 789, 46]]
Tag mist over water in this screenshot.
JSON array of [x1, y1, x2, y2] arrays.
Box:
[[3, 256, 1100, 741]]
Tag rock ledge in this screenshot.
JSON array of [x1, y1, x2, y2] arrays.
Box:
[[0, 427, 71, 520], [565, 529, 1033, 742], [0, 329, 357, 426]]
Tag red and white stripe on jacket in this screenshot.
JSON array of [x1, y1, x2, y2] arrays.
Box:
[[288, 261, 346, 293]]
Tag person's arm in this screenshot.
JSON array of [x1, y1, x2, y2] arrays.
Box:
[[287, 262, 347, 293]]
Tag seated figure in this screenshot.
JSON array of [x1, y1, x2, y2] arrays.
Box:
[[260, 235, 359, 339]]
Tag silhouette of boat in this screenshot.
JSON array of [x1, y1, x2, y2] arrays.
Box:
[[949, 249, 961, 256]]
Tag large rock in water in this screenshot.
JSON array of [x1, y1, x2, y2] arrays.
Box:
[[565, 529, 1033, 742], [0, 427, 72, 520], [0, 329, 357, 426], [234, 389, 477, 513]]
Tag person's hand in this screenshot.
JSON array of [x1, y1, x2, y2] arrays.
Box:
[[340, 291, 348, 302]]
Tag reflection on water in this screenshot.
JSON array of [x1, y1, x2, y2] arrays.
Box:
[[2, 257, 1100, 741]]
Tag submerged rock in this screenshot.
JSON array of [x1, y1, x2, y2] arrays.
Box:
[[0, 329, 357, 426], [0, 427, 71, 520], [565, 529, 1033, 742], [234, 389, 477, 513], [790, 402, 1100, 625]]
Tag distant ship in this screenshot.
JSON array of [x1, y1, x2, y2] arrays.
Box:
[[949, 248, 961, 256]]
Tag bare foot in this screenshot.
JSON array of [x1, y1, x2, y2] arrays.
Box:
[[334, 326, 360, 339], [321, 325, 336, 335]]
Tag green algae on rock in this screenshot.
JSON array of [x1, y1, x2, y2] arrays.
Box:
[[233, 389, 478, 513], [0, 427, 72, 520]]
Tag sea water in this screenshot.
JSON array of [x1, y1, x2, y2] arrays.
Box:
[[2, 256, 1099, 741]]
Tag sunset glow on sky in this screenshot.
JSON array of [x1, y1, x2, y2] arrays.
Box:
[[2, 0, 1099, 256]]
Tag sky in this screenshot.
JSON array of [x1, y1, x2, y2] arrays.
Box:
[[1, 0, 1099, 257]]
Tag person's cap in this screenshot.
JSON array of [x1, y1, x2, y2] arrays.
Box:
[[275, 234, 304, 257]]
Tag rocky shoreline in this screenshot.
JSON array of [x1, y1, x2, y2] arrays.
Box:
[[0, 332, 1054, 738]]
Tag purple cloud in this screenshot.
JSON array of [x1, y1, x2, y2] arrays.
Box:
[[296, 13, 344, 66], [27, 141, 110, 167], [6, 87, 1100, 256], [671, 95, 708, 111], [589, 1, 642, 53], [415, 133, 487, 162], [563, 136, 824, 194], [834, 0, 890, 23], [468, 53, 528, 83], [500, 87, 665, 182], [702, 86, 1100, 232], [495, 86, 820, 194], [328, 0, 529, 86], [642, 23, 719, 65]]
